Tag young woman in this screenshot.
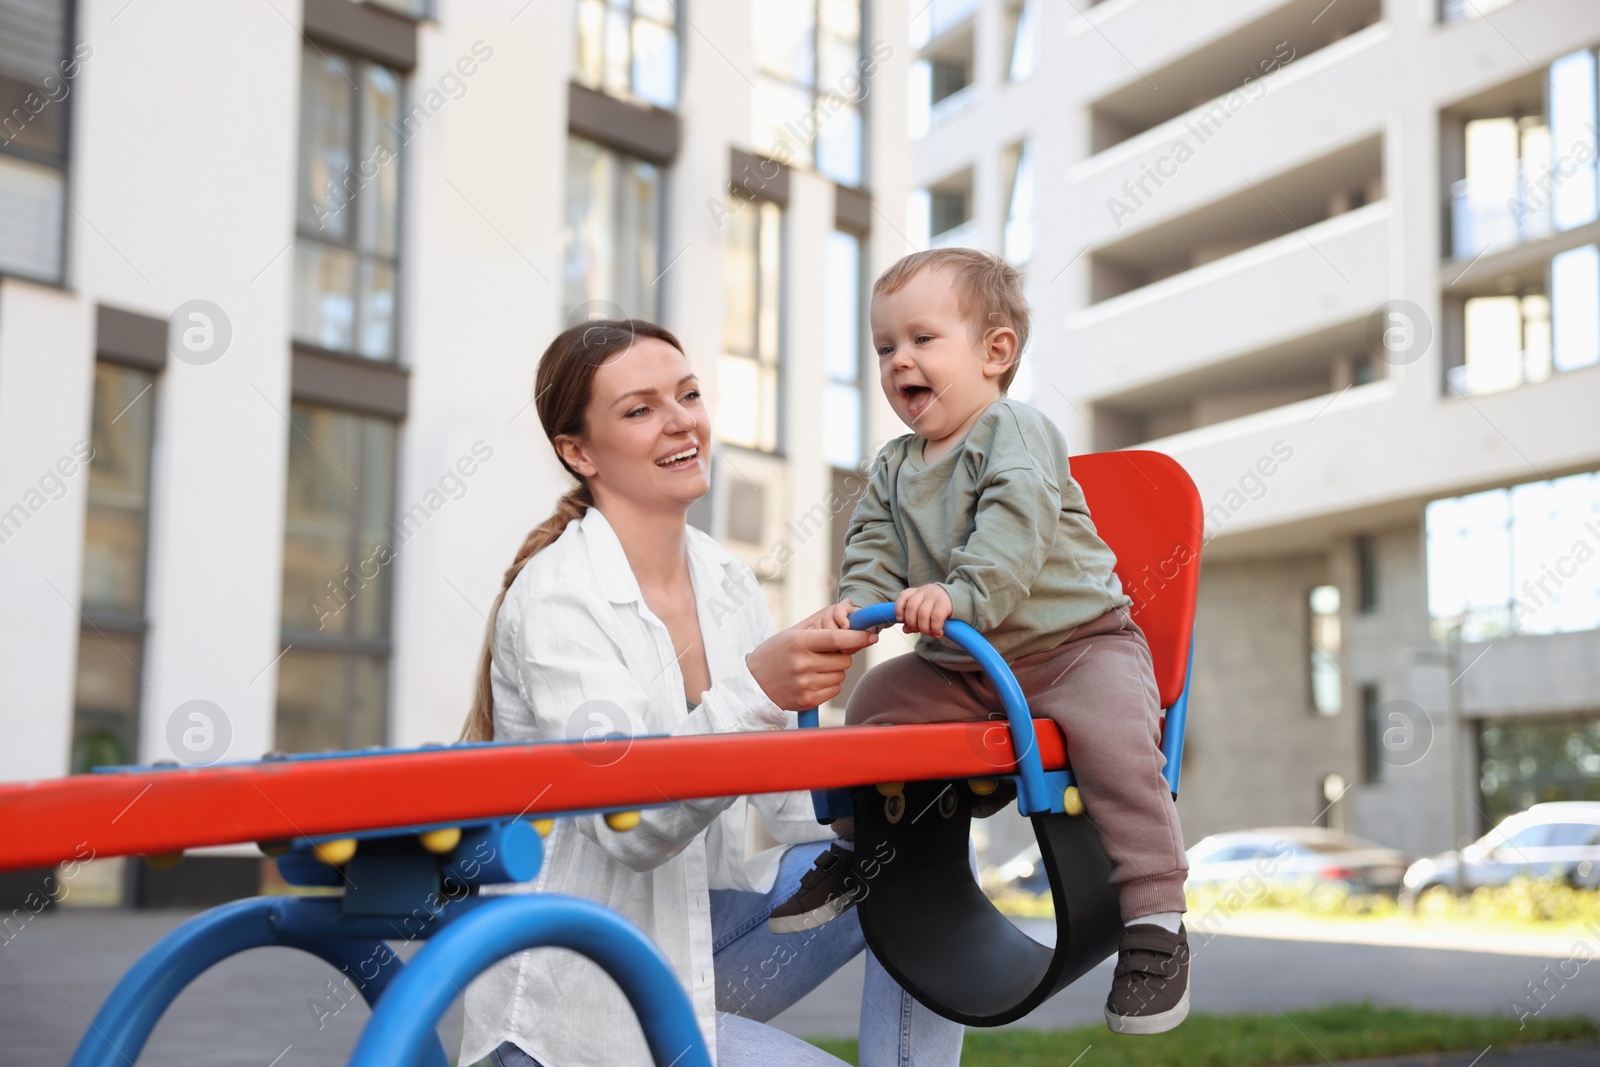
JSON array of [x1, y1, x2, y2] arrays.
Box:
[[457, 320, 964, 1067]]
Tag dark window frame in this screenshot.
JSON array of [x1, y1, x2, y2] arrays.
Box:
[[275, 401, 400, 753], [293, 39, 408, 363], [0, 0, 79, 287]]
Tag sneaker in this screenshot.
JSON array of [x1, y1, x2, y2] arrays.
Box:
[[767, 842, 862, 934], [1104, 923, 1190, 1034]]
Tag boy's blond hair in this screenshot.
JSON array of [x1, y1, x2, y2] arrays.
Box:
[[873, 248, 1030, 391]]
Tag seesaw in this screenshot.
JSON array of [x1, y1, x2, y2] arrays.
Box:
[[0, 450, 1200, 1062]]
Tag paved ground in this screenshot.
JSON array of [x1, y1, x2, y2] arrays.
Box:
[[3, 910, 1596, 1065]]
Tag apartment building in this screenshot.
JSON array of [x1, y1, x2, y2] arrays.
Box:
[[908, 0, 1600, 862], [0, 0, 912, 904]]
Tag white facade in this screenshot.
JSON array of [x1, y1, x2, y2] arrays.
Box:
[[913, 0, 1600, 859], [0, 0, 913, 801]]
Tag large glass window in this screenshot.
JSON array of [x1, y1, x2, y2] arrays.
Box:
[[1449, 49, 1600, 258], [719, 199, 783, 453], [822, 230, 864, 469], [563, 135, 662, 321], [573, 0, 678, 109], [293, 45, 403, 361], [1441, 0, 1519, 21], [1002, 139, 1035, 267], [751, 0, 864, 187], [1309, 584, 1342, 716], [0, 0, 75, 283], [71, 363, 156, 772], [1448, 243, 1599, 397], [276, 405, 397, 753], [1479, 715, 1600, 828], [1426, 470, 1600, 641]]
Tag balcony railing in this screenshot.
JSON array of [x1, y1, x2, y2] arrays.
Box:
[[1445, 348, 1552, 397], [1449, 168, 1560, 258]]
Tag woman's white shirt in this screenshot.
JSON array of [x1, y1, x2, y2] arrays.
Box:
[[458, 508, 830, 1067]]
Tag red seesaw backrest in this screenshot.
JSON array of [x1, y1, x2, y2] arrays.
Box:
[[1069, 450, 1204, 709]]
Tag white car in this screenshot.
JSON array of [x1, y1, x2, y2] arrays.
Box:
[[985, 826, 1407, 900], [1184, 828, 1408, 895], [1402, 802, 1600, 900]]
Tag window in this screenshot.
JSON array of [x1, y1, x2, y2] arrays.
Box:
[[1479, 716, 1600, 827], [1309, 584, 1342, 716], [70, 363, 156, 772], [1360, 684, 1382, 783], [912, 166, 976, 250], [563, 135, 663, 321], [293, 44, 403, 361], [822, 230, 864, 468], [751, 0, 864, 186], [1002, 140, 1035, 266], [1448, 48, 1600, 258], [1447, 244, 1598, 397], [1426, 470, 1600, 641], [0, 0, 77, 284], [275, 405, 397, 753], [719, 199, 784, 453], [1005, 0, 1036, 83], [1355, 535, 1378, 613], [1548, 823, 1600, 847], [573, 0, 678, 109], [1452, 290, 1551, 396], [1441, 0, 1519, 21]]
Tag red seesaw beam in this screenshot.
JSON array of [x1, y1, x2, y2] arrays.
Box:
[[0, 721, 1067, 873]]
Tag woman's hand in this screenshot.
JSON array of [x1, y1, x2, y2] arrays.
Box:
[[896, 584, 953, 637], [805, 598, 857, 630], [746, 624, 877, 710]]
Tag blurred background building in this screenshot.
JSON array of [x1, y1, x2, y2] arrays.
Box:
[[0, 0, 1597, 904]]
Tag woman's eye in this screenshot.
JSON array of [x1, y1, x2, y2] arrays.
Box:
[[682, 390, 701, 402], [626, 406, 648, 418]]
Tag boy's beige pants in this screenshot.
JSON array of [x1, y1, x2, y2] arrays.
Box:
[[845, 605, 1190, 919]]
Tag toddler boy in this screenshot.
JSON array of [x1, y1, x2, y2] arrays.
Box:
[[765, 248, 1191, 1035]]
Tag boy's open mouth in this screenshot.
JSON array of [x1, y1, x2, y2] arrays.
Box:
[[899, 384, 934, 420]]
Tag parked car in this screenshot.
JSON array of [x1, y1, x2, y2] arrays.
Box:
[[1184, 828, 1408, 895], [983, 826, 1407, 901], [1401, 801, 1600, 901]]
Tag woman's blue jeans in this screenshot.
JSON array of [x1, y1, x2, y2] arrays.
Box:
[[488, 840, 964, 1066]]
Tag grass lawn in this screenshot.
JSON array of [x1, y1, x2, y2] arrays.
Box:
[[806, 1003, 1599, 1066]]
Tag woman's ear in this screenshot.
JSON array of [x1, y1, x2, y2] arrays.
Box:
[[554, 434, 597, 478]]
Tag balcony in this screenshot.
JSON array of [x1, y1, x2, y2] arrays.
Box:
[[1088, 135, 1384, 304], [1067, 202, 1390, 400], [1088, 0, 1381, 152]]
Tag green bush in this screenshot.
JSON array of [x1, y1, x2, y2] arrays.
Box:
[[995, 875, 1600, 930]]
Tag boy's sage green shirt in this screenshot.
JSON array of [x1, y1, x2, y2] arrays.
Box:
[[838, 398, 1130, 667]]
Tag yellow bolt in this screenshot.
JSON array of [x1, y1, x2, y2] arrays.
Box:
[[313, 838, 358, 866], [604, 810, 641, 832], [1062, 786, 1084, 816], [418, 827, 462, 854], [257, 840, 290, 857], [968, 778, 999, 796], [144, 851, 183, 869], [531, 818, 555, 837], [875, 782, 905, 797]]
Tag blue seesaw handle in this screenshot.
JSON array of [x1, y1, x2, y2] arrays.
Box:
[[797, 601, 1053, 816]]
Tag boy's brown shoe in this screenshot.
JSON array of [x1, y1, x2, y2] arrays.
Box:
[[767, 842, 863, 934], [1104, 923, 1190, 1034]]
